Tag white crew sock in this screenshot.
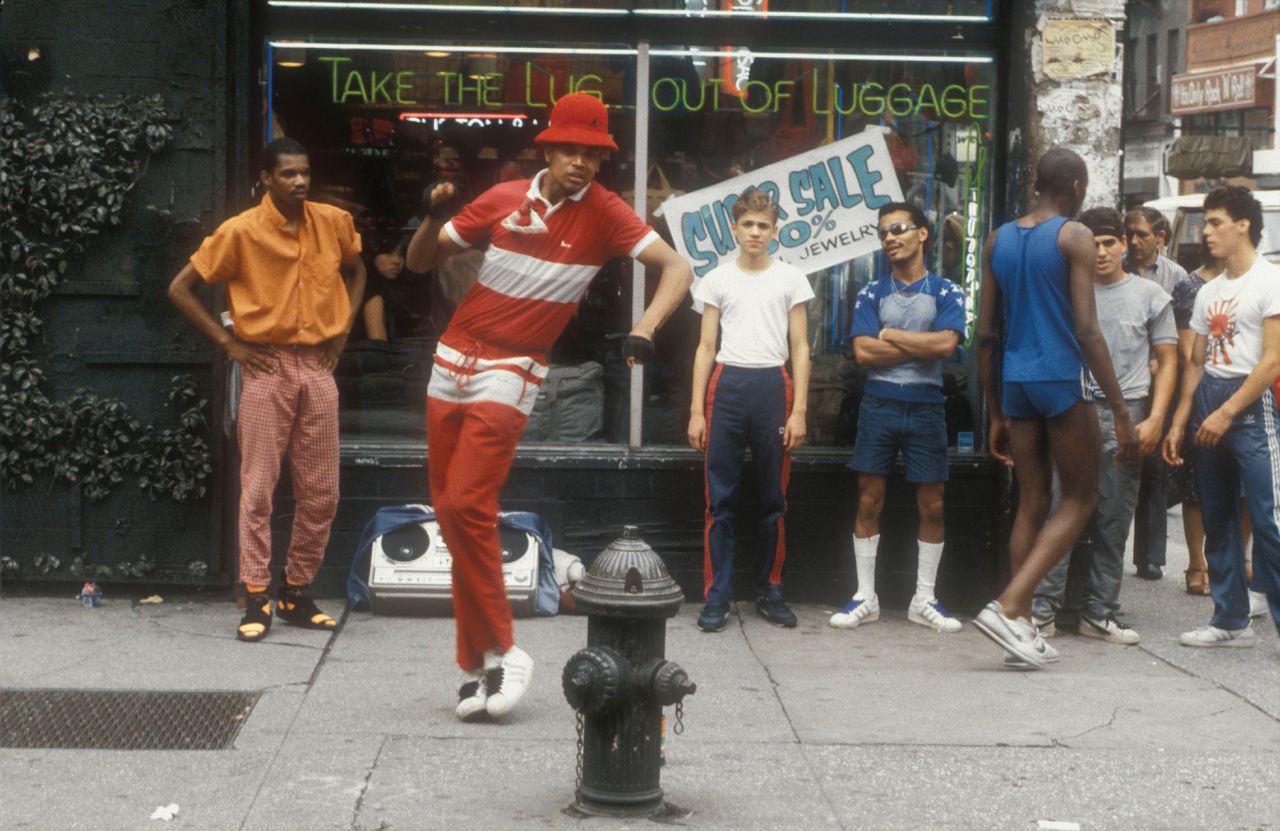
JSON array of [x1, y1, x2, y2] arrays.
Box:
[[916, 540, 944, 601], [853, 534, 879, 599]]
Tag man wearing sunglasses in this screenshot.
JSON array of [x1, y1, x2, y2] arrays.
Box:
[[1121, 207, 1189, 583], [831, 202, 965, 634], [974, 147, 1137, 669]]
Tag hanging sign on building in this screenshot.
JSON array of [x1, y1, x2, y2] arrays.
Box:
[[662, 127, 904, 284], [1041, 18, 1116, 80], [1171, 67, 1263, 115]]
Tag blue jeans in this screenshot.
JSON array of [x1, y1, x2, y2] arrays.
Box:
[[1192, 375, 1280, 632]]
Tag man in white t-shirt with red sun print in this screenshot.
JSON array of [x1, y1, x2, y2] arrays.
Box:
[[1164, 184, 1280, 647], [688, 187, 813, 633], [405, 93, 693, 722]]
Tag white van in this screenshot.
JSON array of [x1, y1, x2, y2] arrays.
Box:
[[1143, 192, 1280, 272]]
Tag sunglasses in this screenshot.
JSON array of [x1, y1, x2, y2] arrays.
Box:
[[877, 223, 920, 240]]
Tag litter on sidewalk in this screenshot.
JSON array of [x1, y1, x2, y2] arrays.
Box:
[[149, 804, 179, 821]]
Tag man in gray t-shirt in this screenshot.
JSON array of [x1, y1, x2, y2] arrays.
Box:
[[1033, 208, 1177, 647]]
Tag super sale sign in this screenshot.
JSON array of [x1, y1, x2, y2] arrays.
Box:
[[662, 127, 904, 284]]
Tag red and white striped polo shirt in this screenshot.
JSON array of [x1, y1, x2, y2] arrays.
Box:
[[441, 170, 658, 361]]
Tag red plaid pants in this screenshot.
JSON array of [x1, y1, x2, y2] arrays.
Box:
[[237, 346, 340, 587]]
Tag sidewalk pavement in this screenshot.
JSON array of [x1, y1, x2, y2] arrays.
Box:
[[2, 513, 1279, 831]]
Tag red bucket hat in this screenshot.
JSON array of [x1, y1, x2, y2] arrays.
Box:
[[534, 93, 619, 152]]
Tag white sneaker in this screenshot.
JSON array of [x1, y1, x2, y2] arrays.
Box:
[[1249, 591, 1269, 619], [1078, 614, 1141, 645], [1004, 633, 1060, 669], [485, 645, 535, 717], [829, 595, 880, 629], [908, 595, 962, 633], [1032, 614, 1056, 638], [455, 669, 488, 722], [1179, 625, 1256, 648], [972, 601, 1047, 668]]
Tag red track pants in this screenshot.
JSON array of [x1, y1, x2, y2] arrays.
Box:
[[426, 340, 544, 671]]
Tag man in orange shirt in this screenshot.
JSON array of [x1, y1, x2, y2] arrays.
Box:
[[168, 137, 366, 642]]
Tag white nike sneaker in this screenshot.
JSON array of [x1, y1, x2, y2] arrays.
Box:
[[1078, 614, 1141, 645], [973, 601, 1047, 668], [829, 595, 880, 629]]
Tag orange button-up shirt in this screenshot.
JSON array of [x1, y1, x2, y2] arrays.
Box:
[[190, 194, 361, 345]]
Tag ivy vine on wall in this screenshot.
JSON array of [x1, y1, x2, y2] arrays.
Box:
[[0, 92, 213, 507]]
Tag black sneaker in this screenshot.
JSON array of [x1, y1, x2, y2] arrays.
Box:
[[755, 593, 798, 628], [697, 603, 731, 632]]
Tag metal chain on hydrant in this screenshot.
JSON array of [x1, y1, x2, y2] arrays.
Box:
[[673, 701, 685, 735], [574, 710, 585, 798]]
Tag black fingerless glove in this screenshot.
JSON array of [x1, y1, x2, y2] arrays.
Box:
[[622, 335, 655, 364], [423, 182, 459, 222]]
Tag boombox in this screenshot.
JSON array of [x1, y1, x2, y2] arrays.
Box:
[[367, 520, 540, 616]]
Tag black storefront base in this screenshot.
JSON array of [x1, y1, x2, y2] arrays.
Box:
[[269, 445, 1010, 612]]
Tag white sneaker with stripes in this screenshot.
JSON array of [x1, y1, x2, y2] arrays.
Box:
[[908, 595, 962, 633], [1179, 625, 1256, 648]]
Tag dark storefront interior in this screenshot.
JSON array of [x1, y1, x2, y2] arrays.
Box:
[[266, 3, 997, 457]]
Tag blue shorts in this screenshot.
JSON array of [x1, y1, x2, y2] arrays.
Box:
[[1002, 380, 1086, 420], [849, 396, 948, 483]]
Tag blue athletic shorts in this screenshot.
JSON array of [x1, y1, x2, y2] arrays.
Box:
[[849, 396, 948, 483], [1002, 380, 1085, 420]]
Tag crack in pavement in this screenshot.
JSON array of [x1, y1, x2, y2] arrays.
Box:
[[736, 603, 848, 831], [237, 604, 350, 831], [350, 734, 390, 831], [136, 609, 328, 651], [1136, 643, 1280, 723], [1053, 705, 1121, 746]]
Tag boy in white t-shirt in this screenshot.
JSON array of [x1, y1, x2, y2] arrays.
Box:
[[688, 187, 814, 632], [1164, 185, 1280, 645]]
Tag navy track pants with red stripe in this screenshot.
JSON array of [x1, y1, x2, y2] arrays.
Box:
[[703, 363, 793, 606]]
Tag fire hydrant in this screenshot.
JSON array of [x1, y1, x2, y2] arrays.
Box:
[[562, 525, 696, 818]]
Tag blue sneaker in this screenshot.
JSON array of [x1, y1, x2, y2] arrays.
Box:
[[697, 603, 731, 632], [755, 591, 798, 628]]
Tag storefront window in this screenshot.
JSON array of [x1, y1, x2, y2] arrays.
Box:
[[268, 42, 639, 444], [1184, 108, 1274, 150], [642, 48, 996, 448], [266, 39, 994, 450]]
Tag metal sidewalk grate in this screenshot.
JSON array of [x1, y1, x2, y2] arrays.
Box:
[[0, 689, 260, 750]]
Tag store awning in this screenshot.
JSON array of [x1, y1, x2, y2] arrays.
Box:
[[1166, 135, 1253, 180], [1171, 65, 1269, 115]]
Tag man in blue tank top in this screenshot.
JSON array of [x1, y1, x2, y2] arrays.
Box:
[[973, 147, 1138, 669]]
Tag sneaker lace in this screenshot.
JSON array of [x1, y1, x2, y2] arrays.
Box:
[[1104, 615, 1131, 631]]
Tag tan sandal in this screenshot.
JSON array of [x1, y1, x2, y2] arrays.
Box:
[[1184, 568, 1210, 597]]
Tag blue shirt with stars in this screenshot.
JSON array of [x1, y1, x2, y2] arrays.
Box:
[[850, 271, 965, 404]]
